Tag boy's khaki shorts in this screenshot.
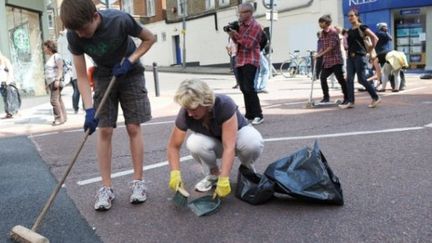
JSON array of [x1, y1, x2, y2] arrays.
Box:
[[93, 64, 151, 128]]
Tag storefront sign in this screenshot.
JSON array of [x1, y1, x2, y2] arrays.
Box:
[[400, 9, 421, 15], [343, 0, 431, 12]]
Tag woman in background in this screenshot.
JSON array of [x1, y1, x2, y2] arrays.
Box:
[[43, 40, 67, 125]]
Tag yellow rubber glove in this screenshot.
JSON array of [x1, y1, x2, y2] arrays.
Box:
[[214, 176, 231, 198], [169, 170, 182, 191]]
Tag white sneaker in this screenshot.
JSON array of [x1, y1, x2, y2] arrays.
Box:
[[368, 97, 382, 108], [194, 175, 218, 192], [130, 180, 147, 204], [251, 117, 264, 125], [94, 186, 115, 211]]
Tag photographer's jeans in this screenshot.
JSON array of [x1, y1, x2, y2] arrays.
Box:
[[346, 55, 379, 103]]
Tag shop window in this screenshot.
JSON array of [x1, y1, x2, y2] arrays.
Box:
[[47, 10, 54, 30], [146, 0, 155, 17], [177, 0, 186, 17], [206, 0, 215, 10], [394, 8, 426, 69], [123, 0, 134, 14], [6, 7, 45, 96], [219, 0, 230, 7]]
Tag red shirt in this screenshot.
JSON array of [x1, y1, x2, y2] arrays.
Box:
[[320, 27, 343, 68], [232, 18, 262, 68]]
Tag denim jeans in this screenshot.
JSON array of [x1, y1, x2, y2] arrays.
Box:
[[346, 55, 379, 103]]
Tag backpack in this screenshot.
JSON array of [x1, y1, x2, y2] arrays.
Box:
[[259, 31, 269, 51]]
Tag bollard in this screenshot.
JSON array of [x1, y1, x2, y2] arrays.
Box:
[[152, 62, 160, 97]]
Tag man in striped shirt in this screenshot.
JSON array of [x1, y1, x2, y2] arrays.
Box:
[[314, 15, 348, 104], [228, 3, 264, 125]]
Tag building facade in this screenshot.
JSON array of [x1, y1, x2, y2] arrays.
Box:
[[141, 0, 345, 67], [343, 0, 432, 70]]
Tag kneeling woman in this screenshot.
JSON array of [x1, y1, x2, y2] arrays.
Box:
[[167, 79, 264, 198]]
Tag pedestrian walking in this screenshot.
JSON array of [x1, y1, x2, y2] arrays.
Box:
[[379, 50, 408, 92], [60, 0, 155, 211], [228, 3, 264, 125], [167, 79, 264, 198], [314, 15, 348, 104], [43, 40, 68, 125], [58, 30, 81, 114], [0, 51, 19, 119], [226, 37, 240, 89], [340, 9, 381, 109]]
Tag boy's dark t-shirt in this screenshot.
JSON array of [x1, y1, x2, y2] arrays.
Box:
[[175, 94, 248, 140], [67, 9, 142, 68], [347, 24, 368, 56]]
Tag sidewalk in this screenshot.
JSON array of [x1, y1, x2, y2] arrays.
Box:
[[0, 84, 175, 137]]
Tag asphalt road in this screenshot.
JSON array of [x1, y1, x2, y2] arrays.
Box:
[[1, 72, 431, 242]]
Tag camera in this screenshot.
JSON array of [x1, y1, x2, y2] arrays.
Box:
[[223, 21, 240, 32]]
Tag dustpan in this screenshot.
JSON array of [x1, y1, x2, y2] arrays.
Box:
[[188, 195, 221, 216]]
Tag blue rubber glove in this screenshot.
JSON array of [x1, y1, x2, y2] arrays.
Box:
[[84, 108, 99, 135], [112, 58, 133, 77]]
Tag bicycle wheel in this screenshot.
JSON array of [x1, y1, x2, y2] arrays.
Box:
[[280, 60, 295, 78]]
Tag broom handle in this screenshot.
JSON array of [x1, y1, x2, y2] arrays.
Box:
[[32, 74, 117, 232]]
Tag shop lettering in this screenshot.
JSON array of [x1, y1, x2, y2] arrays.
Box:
[[349, 0, 378, 6]]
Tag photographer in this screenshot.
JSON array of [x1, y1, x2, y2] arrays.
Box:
[[226, 3, 264, 125]]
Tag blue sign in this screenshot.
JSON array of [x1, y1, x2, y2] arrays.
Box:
[[343, 0, 432, 13]]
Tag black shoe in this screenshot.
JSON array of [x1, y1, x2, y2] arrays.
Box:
[[320, 97, 330, 103], [358, 88, 367, 92], [232, 84, 239, 89]]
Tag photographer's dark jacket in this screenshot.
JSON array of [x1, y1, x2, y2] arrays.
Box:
[[232, 18, 262, 68]]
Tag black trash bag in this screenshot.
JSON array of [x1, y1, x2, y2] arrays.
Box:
[[235, 165, 275, 205], [1, 83, 21, 115], [264, 140, 344, 205]]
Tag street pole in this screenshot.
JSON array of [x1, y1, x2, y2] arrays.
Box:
[[182, 0, 187, 70], [268, 0, 274, 78], [105, 0, 109, 9]]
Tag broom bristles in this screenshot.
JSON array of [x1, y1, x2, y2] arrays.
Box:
[[10, 225, 49, 243]]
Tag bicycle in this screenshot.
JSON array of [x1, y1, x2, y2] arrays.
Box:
[[279, 50, 314, 78]]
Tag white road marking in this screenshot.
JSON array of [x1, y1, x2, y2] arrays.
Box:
[[29, 120, 175, 138], [263, 126, 425, 142], [76, 124, 430, 186], [76, 155, 193, 186]]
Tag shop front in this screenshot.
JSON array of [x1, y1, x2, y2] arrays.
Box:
[[343, 0, 432, 70]]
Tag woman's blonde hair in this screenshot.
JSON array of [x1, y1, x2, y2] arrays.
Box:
[[174, 79, 215, 109]]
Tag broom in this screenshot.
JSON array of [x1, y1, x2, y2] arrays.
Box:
[[10, 74, 118, 243]]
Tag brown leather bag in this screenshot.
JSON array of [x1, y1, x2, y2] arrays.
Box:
[[358, 27, 377, 59]]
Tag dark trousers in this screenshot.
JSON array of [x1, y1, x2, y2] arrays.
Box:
[[315, 57, 323, 80], [320, 64, 348, 101], [70, 78, 81, 112], [236, 64, 263, 120], [49, 83, 67, 122]]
